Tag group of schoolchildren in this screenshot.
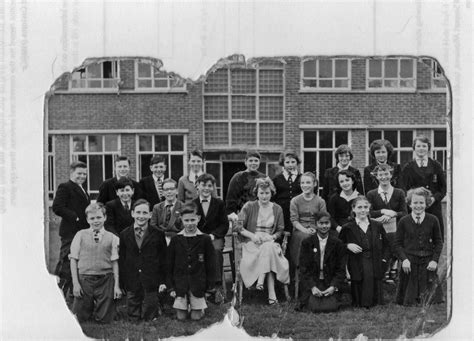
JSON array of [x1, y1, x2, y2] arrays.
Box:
[[52, 135, 446, 324]]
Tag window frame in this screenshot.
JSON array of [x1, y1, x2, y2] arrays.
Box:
[[47, 135, 56, 200], [300, 58, 351, 91], [431, 129, 448, 169], [134, 61, 186, 92], [421, 58, 447, 90], [70, 61, 120, 90], [366, 58, 416, 91]]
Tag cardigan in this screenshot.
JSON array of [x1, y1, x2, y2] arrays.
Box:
[[225, 170, 266, 215], [290, 194, 327, 230], [322, 166, 363, 201], [363, 161, 402, 193], [366, 187, 407, 222], [237, 201, 285, 241]]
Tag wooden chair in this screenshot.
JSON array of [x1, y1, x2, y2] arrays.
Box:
[[221, 231, 236, 299], [232, 220, 291, 306]]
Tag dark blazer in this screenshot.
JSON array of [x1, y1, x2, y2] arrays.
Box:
[[366, 188, 407, 223], [167, 233, 216, 298], [193, 197, 229, 239], [271, 173, 303, 231], [119, 225, 167, 292], [150, 200, 184, 236], [322, 166, 363, 201], [363, 161, 402, 193], [96, 177, 142, 204], [299, 234, 346, 302], [339, 220, 390, 281], [105, 198, 134, 236], [52, 180, 91, 239], [139, 175, 164, 208]]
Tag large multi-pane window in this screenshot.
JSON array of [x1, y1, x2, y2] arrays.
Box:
[[137, 134, 186, 181], [302, 130, 350, 189], [135, 61, 186, 90], [47, 135, 55, 200], [422, 58, 447, 89], [71, 135, 121, 199], [301, 58, 350, 89], [203, 62, 285, 148], [71, 61, 119, 89], [432, 129, 447, 169], [367, 58, 416, 89]]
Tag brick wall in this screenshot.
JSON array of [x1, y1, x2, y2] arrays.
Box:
[[120, 59, 135, 90]]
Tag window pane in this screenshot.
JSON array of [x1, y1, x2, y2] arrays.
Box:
[[434, 130, 447, 147], [434, 151, 446, 169], [304, 131, 316, 148], [369, 131, 381, 144], [73, 135, 87, 152], [87, 63, 101, 78], [319, 80, 332, 88], [47, 136, 53, 153], [140, 154, 153, 178], [204, 69, 228, 93], [368, 79, 382, 88], [138, 62, 151, 78], [170, 155, 184, 182], [319, 131, 332, 148], [48, 155, 54, 191], [139, 135, 152, 151], [88, 80, 102, 88], [154, 135, 168, 152], [77, 155, 87, 164], [88, 135, 103, 152], [400, 79, 415, 87], [231, 69, 256, 94], [205, 123, 229, 145], [232, 96, 255, 120], [400, 59, 413, 77], [385, 59, 398, 78], [231, 123, 256, 145], [103, 61, 114, 78], [318, 60, 332, 78], [154, 79, 169, 88], [335, 131, 348, 146], [104, 135, 119, 152], [303, 152, 316, 173], [400, 131, 413, 147], [384, 79, 398, 87], [171, 135, 184, 151], [335, 60, 348, 77], [319, 151, 333, 187], [369, 60, 382, 77], [88, 155, 103, 191], [334, 79, 349, 88], [138, 79, 152, 88], [303, 79, 317, 87], [303, 60, 316, 78], [399, 151, 413, 168], [384, 130, 398, 147], [104, 154, 114, 179]]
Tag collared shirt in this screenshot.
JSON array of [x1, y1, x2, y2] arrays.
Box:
[[411, 212, 426, 225], [91, 227, 105, 242], [318, 235, 328, 271], [340, 189, 359, 202], [355, 218, 369, 233], [177, 228, 204, 237], [282, 169, 298, 182], [377, 185, 394, 203], [120, 200, 132, 211], [200, 195, 211, 216], [188, 171, 203, 184], [416, 156, 429, 168], [153, 174, 164, 183], [165, 199, 177, 210], [337, 163, 350, 171]]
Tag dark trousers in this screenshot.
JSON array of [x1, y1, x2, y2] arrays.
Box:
[[127, 285, 160, 321], [73, 273, 116, 323], [213, 238, 224, 285], [55, 237, 74, 306], [426, 202, 444, 240]]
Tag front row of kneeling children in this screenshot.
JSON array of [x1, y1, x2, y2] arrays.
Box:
[[69, 177, 443, 323]]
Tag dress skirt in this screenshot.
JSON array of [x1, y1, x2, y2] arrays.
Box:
[[240, 240, 290, 288], [350, 256, 383, 308], [396, 255, 444, 306]]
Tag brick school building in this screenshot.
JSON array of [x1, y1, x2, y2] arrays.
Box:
[[44, 55, 448, 270]]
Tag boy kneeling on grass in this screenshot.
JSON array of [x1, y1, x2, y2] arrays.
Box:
[[167, 202, 216, 320], [69, 203, 122, 323], [119, 199, 168, 321]]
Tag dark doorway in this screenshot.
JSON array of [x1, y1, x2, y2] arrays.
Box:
[[222, 161, 246, 200]]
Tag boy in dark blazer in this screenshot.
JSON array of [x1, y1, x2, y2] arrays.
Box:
[[105, 177, 135, 236], [119, 199, 168, 321], [192, 173, 229, 304], [167, 202, 216, 321], [52, 161, 91, 305], [150, 178, 184, 245], [97, 156, 142, 204], [139, 155, 167, 208]]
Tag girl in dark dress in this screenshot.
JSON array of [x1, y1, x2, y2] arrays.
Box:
[[339, 196, 390, 308]]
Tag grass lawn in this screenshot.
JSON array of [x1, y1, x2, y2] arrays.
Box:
[[79, 281, 448, 340]]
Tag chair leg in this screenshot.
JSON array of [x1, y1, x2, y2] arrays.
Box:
[[230, 252, 236, 283], [294, 269, 299, 299], [238, 280, 243, 306], [222, 270, 227, 299], [284, 284, 290, 302]]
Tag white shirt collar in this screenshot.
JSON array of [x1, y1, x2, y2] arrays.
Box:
[[317, 234, 328, 243], [200, 196, 211, 203], [165, 199, 177, 207], [337, 163, 350, 171], [377, 185, 394, 198], [188, 171, 203, 183], [340, 190, 359, 202], [411, 212, 426, 224], [133, 223, 148, 231], [282, 169, 298, 180], [153, 174, 164, 182], [178, 228, 204, 236], [355, 217, 369, 232], [415, 156, 429, 167]]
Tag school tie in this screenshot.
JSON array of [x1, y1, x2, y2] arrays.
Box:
[[165, 204, 172, 225], [288, 174, 293, 186], [123, 202, 130, 213], [201, 199, 209, 216], [155, 178, 164, 199], [416, 216, 421, 226], [135, 227, 144, 240], [382, 192, 388, 204], [93, 230, 100, 243]]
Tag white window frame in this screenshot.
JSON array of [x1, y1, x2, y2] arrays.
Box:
[[366, 129, 414, 166], [300, 58, 351, 90], [134, 61, 186, 92], [70, 61, 120, 90], [47, 135, 56, 200], [366, 58, 416, 91], [431, 129, 448, 169], [70, 134, 122, 194]]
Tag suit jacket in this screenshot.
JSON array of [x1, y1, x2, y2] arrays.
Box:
[[322, 166, 363, 201], [119, 225, 167, 292], [96, 177, 142, 204], [363, 161, 402, 193], [52, 180, 91, 239], [150, 200, 184, 236], [193, 197, 229, 239], [366, 188, 407, 223], [339, 220, 390, 281], [105, 198, 134, 236], [167, 233, 216, 298], [299, 234, 347, 302], [139, 175, 163, 208], [271, 173, 303, 231]]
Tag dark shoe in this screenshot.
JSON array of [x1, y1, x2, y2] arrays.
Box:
[[268, 298, 279, 306]]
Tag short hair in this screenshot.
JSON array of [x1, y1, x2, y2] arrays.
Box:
[[301, 171, 318, 187], [371, 163, 394, 177], [335, 144, 353, 161], [351, 195, 371, 209], [114, 177, 134, 190], [369, 139, 394, 160], [189, 149, 204, 160], [196, 173, 216, 185], [70, 161, 87, 171], [412, 135, 432, 151], [253, 177, 276, 196], [245, 150, 261, 160], [115, 156, 131, 165], [278, 150, 301, 166], [335, 169, 358, 191], [150, 155, 167, 166], [85, 202, 106, 217], [131, 199, 151, 211], [162, 178, 177, 189], [315, 211, 331, 223], [181, 202, 198, 215], [406, 187, 433, 206]]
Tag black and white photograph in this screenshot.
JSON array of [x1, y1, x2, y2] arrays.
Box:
[[1, 1, 472, 340]]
